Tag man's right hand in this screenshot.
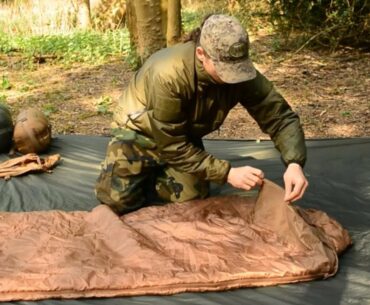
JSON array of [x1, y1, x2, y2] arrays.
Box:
[[227, 166, 264, 191]]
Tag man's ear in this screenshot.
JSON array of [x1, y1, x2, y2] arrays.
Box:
[[195, 46, 206, 62]]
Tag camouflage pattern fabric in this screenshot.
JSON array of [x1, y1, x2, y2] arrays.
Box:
[[199, 14, 256, 84], [95, 129, 209, 215]]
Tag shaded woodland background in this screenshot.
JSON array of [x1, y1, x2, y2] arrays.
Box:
[[0, 0, 369, 139]]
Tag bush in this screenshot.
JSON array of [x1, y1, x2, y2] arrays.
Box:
[[182, 0, 271, 33], [269, 0, 370, 49]]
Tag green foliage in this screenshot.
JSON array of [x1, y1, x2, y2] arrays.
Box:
[[182, 1, 271, 33], [95, 96, 112, 115], [183, 1, 368, 50], [19, 79, 36, 92], [0, 94, 7, 104], [182, 10, 203, 33], [269, 0, 370, 49], [1, 75, 12, 90], [42, 103, 58, 117], [341, 111, 352, 117], [0, 29, 135, 66], [0, 32, 13, 53], [123, 47, 140, 70]]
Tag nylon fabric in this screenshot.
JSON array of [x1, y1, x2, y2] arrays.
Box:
[[0, 180, 351, 301], [0, 153, 60, 180], [0, 136, 369, 305], [113, 42, 306, 184], [13, 108, 52, 154]]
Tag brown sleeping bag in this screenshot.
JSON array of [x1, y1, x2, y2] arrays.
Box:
[[0, 180, 351, 301]]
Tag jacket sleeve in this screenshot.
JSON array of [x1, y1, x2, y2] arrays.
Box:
[[240, 71, 307, 167], [146, 75, 231, 184]]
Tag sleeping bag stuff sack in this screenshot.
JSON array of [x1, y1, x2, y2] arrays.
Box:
[[13, 108, 52, 154]]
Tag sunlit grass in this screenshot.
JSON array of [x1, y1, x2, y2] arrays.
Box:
[[0, 0, 135, 66], [0, 0, 271, 67], [0, 0, 75, 35], [0, 29, 132, 65]]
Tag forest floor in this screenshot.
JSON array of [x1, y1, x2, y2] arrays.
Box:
[[1, 30, 369, 140]]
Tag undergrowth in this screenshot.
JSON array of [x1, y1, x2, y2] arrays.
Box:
[[0, 29, 137, 67]]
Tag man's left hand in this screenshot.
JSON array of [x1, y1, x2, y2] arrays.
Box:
[[283, 163, 308, 202]]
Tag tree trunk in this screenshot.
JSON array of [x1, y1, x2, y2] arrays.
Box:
[[126, 0, 139, 50], [76, 0, 92, 29], [166, 0, 181, 45], [126, 0, 167, 64]]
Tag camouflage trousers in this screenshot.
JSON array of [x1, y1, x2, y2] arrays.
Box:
[[95, 129, 209, 215]]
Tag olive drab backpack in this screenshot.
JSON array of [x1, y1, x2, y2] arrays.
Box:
[[0, 103, 14, 153], [13, 108, 52, 154]]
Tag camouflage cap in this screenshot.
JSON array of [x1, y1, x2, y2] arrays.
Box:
[[199, 14, 256, 84]]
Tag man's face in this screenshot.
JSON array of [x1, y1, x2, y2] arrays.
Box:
[[196, 47, 225, 84]]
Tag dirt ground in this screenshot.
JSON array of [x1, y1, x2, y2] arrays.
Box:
[[1, 32, 369, 140]]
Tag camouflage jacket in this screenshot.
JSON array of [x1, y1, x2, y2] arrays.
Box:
[[113, 42, 306, 184]]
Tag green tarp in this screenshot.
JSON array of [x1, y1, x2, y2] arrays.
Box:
[[0, 136, 369, 305]]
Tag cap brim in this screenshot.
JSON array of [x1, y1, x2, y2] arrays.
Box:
[[213, 58, 257, 84]]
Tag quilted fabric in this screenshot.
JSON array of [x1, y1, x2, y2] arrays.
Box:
[[0, 180, 351, 301]]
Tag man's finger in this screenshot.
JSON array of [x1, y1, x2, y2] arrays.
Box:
[[284, 179, 293, 201], [286, 186, 300, 202], [249, 167, 264, 179], [244, 174, 263, 186], [287, 180, 307, 202], [244, 173, 258, 183], [255, 170, 264, 179], [292, 180, 309, 202]]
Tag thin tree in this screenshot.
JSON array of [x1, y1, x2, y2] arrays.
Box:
[[76, 0, 92, 29], [167, 0, 182, 46], [126, 0, 182, 63]]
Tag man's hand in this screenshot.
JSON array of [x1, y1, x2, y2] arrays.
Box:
[[283, 163, 308, 202], [227, 166, 264, 191]]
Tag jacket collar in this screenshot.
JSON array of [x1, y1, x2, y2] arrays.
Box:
[[195, 55, 218, 87]]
